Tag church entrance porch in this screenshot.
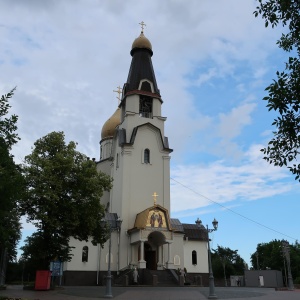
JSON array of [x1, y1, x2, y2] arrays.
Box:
[[129, 204, 174, 270], [137, 231, 169, 270]]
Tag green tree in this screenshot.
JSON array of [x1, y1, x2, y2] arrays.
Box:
[[20, 131, 112, 268], [212, 245, 246, 285], [0, 88, 23, 285], [0, 88, 19, 149], [0, 138, 23, 260], [250, 240, 283, 270], [250, 239, 300, 282], [254, 0, 300, 181]]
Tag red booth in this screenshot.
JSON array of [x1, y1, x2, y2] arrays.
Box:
[[35, 270, 51, 290]]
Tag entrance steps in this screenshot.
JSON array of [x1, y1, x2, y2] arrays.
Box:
[[148, 269, 178, 286], [113, 268, 179, 286]]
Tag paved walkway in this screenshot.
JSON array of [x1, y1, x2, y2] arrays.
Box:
[[0, 285, 299, 300]]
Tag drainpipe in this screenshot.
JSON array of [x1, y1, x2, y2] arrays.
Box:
[[96, 243, 101, 285], [117, 229, 120, 275]]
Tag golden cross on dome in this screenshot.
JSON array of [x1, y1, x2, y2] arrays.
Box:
[[139, 21, 146, 32], [113, 86, 122, 104], [152, 192, 158, 206]]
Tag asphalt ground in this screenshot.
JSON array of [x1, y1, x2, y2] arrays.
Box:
[[0, 285, 299, 300]]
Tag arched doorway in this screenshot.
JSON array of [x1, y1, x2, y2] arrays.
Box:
[[146, 231, 166, 270], [144, 243, 156, 270]]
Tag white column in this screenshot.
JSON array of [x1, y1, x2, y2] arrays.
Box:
[[157, 245, 163, 270], [138, 240, 146, 269], [166, 241, 174, 269]]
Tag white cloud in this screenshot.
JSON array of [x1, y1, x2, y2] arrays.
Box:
[[195, 68, 217, 86], [217, 102, 256, 140], [170, 143, 297, 213]]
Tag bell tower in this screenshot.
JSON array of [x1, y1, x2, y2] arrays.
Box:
[[98, 25, 173, 270]]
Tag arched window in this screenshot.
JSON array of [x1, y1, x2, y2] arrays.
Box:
[[82, 246, 89, 262], [174, 255, 180, 266], [192, 250, 197, 265], [144, 149, 150, 164]]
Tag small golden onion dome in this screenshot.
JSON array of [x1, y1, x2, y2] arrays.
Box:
[[101, 108, 121, 140], [132, 31, 152, 51]]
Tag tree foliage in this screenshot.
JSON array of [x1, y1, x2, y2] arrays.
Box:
[[0, 87, 19, 149], [0, 88, 23, 261], [254, 0, 300, 181], [212, 245, 246, 283], [20, 131, 112, 268], [250, 239, 300, 280]]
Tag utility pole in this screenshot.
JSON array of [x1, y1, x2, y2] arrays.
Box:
[[282, 241, 294, 291]]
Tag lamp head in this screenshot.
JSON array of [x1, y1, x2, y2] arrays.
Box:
[[212, 218, 218, 231]]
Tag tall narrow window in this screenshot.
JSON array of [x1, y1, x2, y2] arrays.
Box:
[[192, 250, 197, 265], [144, 149, 150, 164], [82, 246, 89, 262]]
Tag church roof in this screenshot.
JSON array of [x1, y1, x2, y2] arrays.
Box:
[[170, 218, 184, 232], [170, 219, 208, 241], [101, 29, 160, 141], [131, 204, 172, 231], [182, 223, 208, 241], [123, 30, 160, 98]]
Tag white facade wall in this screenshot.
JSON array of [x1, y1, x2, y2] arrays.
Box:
[[120, 95, 165, 138], [183, 240, 208, 273], [65, 237, 99, 271], [167, 233, 185, 270]]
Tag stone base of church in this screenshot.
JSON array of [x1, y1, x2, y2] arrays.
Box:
[[138, 260, 146, 269], [62, 270, 210, 286], [166, 261, 174, 269], [63, 270, 102, 286]]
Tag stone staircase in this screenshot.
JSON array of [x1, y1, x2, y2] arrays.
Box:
[[149, 270, 178, 286], [113, 268, 180, 286]]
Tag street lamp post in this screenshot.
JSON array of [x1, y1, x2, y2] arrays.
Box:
[[282, 240, 294, 291], [206, 218, 218, 299], [101, 216, 122, 298]]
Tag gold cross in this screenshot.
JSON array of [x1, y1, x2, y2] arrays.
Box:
[[113, 86, 122, 104], [139, 21, 146, 32], [152, 192, 158, 206]]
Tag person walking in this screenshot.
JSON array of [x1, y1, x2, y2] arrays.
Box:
[[133, 268, 139, 285]]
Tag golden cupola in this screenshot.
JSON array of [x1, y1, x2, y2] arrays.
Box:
[[131, 31, 152, 52], [101, 108, 121, 140]]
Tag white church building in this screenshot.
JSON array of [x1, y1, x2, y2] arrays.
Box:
[[62, 27, 210, 286]]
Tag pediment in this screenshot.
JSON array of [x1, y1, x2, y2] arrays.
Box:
[[133, 204, 172, 231]]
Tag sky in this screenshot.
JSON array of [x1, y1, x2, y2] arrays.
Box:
[[1, 0, 299, 267]]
